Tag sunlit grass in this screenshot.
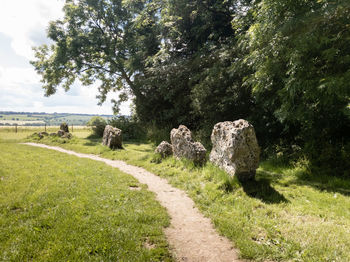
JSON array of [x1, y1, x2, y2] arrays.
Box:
[[21, 132, 350, 261], [0, 140, 173, 261]]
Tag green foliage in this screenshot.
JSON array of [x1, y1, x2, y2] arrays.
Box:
[[144, 123, 171, 145], [31, 0, 161, 114], [87, 116, 107, 137], [245, 0, 350, 174], [32, 0, 350, 175], [108, 116, 146, 141]]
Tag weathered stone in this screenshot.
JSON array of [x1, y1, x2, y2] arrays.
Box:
[[57, 130, 65, 137], [39, 132, 48, 137], [49, 132, 58, 137], [57, 130, 72, 139], [170, 125, 206, 165], [155, 141, 173, 158], [209, 120, 260, 181], [102, 125, 122, 149], [61, 132, 72, 139], [60, 122, 69, 132]]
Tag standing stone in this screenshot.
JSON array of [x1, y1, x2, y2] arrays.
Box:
[[60, 122, 69, 133], [155, 141, 173, 158], [209, 120, 260, 181], [170, 125, 206, 165], [102, 125, 122, 149]]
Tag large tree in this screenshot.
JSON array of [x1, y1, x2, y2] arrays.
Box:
[[245, 0, 350, 173], [31, 0, 160, 113]]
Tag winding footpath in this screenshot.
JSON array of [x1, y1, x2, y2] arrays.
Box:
[[24, 143, 242, 262]]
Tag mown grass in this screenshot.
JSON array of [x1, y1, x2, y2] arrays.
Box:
[[17, 129, 350, 262], [0, 138, 173, 261]]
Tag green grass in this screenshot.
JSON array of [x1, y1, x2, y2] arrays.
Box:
[[18, 131, 350, 262], [0, 139, 173, 261]]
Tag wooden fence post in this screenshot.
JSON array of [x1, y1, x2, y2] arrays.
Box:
[[45, 123, 47, 132], [72, 124, 73, 132], [15, 124, 18, 133]]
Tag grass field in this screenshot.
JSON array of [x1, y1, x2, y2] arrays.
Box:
[[2, 129, 350, 261], [0, 132, 173, 261], [14, 129, 350, 262]]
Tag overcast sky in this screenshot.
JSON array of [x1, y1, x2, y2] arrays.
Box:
[[0, 0, 130, 115]]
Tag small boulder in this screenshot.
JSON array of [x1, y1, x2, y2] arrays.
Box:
[[60, 122, 69, 133], [209, 120, 260, 181], [57, 130, 72, 139], [32, 132, 43, 139], [39, 132, 48, 137], [102, 125, 122, 149], [170, 125, 206, 165], [49, 132, 57, 137], [61, 132, 72, 139], [57, 130, 65, 137], [155, 141, 173, 158]]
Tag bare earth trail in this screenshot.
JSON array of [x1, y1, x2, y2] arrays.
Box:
[[24, 143, 243, 262]]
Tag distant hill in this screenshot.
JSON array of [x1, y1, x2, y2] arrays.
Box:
[[0, 111, 114, 126]]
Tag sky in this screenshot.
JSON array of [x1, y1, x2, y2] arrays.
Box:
[[0, 0, 130, 115]]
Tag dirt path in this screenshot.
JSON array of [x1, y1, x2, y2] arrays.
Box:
[[24, 143, 242, 262]]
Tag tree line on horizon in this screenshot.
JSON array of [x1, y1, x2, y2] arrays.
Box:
[[31, 0, 350, 176]]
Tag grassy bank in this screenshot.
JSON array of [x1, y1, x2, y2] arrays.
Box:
[[16, 130, 350, 262], [0, 137, 172, 261]]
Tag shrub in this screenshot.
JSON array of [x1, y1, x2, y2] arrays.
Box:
[[108, 116, 146, 141], [87, 116, 107, 137]]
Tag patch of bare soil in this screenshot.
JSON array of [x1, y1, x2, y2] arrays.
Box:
[[24, 143, 242, 262]]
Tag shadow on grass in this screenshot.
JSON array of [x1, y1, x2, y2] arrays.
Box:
[[260, 159, 350, 197], [240, 178, 289, 204], [290, 172, 350, 196], [84, 141, 99, 146]]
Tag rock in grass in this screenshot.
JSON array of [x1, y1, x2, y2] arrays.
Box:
[[60, 122, 69, 133], [170, 125, 206, 165], [155, 141, 173, 158], [39, 132, 48, 137], [57, 130, 65, 137], [57, 130, 71, 139], [209, 120, 260, 181], [102, 125, 122, 149]]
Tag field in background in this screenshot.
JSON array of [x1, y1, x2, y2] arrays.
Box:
[[0, 126, 92, 140], [0, 111, 113, 126]]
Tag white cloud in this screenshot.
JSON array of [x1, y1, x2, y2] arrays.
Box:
[[0, 0, 131, 116], [0, 0, 64, 60]]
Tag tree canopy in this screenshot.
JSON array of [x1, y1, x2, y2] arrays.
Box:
[[32, 0, 350, 175]]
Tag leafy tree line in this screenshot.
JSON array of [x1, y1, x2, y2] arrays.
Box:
[[32, 0, 350, 176]]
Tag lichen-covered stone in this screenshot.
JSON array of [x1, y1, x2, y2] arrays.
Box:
[[170, 125, 206, 165], [102, 125, 122, 149], [57, 130, 65, 137], [209, 120, 260, 181], [155, 141, 173, 158], [60, 122, 69, 132]]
